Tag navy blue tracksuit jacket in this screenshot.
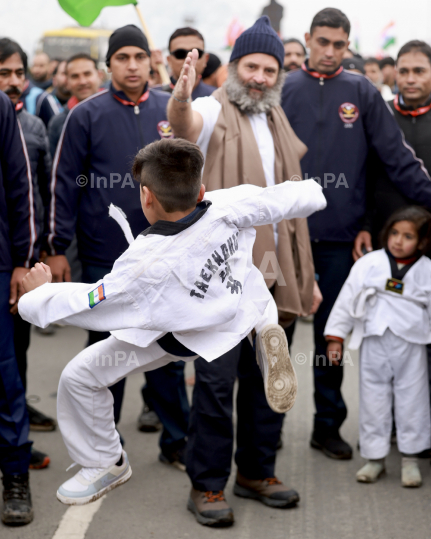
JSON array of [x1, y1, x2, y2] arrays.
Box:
[[46, 84, 171, 267], [282, 63, 431, 243], [0, 91, 37, 271]]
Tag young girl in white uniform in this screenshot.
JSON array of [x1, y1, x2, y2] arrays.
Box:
[[324, 206, 431, 487]]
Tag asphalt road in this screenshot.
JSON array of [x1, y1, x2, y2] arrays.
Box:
[[3, 320, 431, 539]]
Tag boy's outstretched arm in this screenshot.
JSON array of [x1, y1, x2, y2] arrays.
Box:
[[18, 264, 148, 333], [208, 179, 327, 230]]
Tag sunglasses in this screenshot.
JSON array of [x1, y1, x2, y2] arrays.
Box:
[[170, 48, 204, 60]]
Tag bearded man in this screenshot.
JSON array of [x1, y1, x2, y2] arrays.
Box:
[[168, 16, 321, 528]]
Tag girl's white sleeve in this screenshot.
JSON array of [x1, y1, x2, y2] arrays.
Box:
[[324, 258, 367, 340], [18, 269, 147, 332]]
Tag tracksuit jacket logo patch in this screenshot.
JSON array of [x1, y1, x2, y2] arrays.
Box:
[[89, 284, 106, 308], [339, 102, 359, 124], [157, 121, 174, 139]]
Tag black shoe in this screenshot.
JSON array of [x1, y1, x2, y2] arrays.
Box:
[[29, 448, 50, 470], [159, 444, 186, 472], [137, 405, 162, 432], [310, 430, 352, 460], [27, 404, 56, 432], [1, 473, 33, 526]]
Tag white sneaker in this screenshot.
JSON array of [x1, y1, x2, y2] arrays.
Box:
[[256, 324, 297, 413], [57, 451, 132, 505], [356, 460, 385, 483], [401, 457, 422, 488]]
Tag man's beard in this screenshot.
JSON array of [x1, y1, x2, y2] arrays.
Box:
[[225, 61, 286, 114]]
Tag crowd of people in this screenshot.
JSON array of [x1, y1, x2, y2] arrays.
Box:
[[1, 6, 431, 530]]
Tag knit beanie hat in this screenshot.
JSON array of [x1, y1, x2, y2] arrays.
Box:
[[106, 25, 150, 66], [230, 16, 284, 68]]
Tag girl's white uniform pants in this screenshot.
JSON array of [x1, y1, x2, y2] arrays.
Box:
[[359, 329, 431, 459], [57, 297, 279, 468]]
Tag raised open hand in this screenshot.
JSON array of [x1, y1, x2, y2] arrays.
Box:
[[173, 49, 199, 102]]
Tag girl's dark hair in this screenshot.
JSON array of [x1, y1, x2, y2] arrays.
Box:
[[381, 206, 431, 253]]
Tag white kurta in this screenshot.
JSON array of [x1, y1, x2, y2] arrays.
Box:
[[19, 179, 326, 362]]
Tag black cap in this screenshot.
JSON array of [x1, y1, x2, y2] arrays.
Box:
[[106, 25, 150, 66], [202, 53, 221, 79], [341, 57, 365, 74]]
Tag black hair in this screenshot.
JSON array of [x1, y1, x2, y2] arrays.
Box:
[[364, 57, 380, 67], [66, 53, 98, 71], [132, 138, 204, 213], [168, 27, 204, 51], [310, 8, 350, 36], [381, 206, 431, 254], [379, 56, 395, 69], [0, 38, 27, 73], [397, 40, 431, 66], [283, 38, 306, 56], [52, 59, 67, 76]]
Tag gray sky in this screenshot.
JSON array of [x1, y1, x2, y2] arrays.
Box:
[[1, 0, 431, 61]]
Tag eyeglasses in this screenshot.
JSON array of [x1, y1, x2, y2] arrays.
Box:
[[170, 48, 204, 60]]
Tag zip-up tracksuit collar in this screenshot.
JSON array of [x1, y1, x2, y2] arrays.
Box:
[[394, 93, 431, 117], [301, 59, 343, 80], [109, 82, 150, 107]]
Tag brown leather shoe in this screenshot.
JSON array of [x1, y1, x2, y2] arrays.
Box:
[[187, 488, 234, 527], [233, 472, 300, 508]]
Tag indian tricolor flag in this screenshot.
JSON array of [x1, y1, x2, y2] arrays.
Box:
[[381, 21, 396, 51], [89, 284, 106, 309]]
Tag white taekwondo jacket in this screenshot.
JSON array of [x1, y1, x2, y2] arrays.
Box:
[[324, 249, 431, 349], [19, 180, 326, 361]]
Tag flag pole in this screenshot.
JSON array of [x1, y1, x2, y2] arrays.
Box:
[[134, 4, 170, 85]]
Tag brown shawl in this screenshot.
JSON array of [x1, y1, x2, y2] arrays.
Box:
[[202, 86, 315, 320]]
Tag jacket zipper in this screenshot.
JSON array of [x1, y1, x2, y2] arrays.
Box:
[[134, 105, 144, 147], [317, 77, 324, 186]]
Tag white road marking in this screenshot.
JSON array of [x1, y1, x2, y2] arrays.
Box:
[[52, 497, 105, 539]]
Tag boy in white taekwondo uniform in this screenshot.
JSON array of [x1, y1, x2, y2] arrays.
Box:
[[19, 138, 326, 505], [324, 206, 431, 487]]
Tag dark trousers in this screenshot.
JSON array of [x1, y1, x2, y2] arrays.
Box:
[[0, 272, 31, 475], [13, 314, 31, 391], [186, 338, 284, 492], [142, 362, 189, 452], [81, 264, 125, 424], [311, 241, 354, 433]]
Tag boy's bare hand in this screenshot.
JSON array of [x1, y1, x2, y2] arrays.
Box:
[[22, 262, 52, 293], [327, 341, 343, 366]]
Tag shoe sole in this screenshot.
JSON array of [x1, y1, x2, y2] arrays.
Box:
[[29, 456, 50, 470], [137, 424, 162, 433], [56, 465, 132, 506], [233, 483, 299, 508], [257, 325, 297, 414], [187, 497, 234, 527], [29, 424, 56, 432], [1, 509, 34, 526], [310, 439, 352, 460], [356, 469, 386, 483]]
